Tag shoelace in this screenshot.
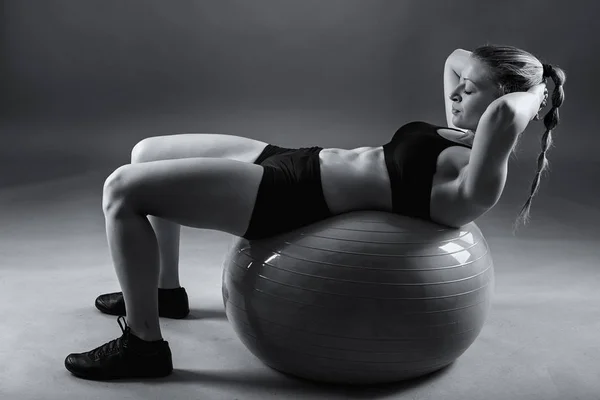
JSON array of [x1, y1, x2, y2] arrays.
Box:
[[88, 316, 129, 359]]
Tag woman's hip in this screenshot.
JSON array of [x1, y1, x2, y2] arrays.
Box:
[[242, 145, 332, 240]]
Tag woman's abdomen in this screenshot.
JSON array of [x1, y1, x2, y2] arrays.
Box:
[[319, 146, 393, 215]]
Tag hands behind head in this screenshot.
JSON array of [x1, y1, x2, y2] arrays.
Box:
[[528, 82, 549, 121]]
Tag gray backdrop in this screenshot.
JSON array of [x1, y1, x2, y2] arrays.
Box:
[[1, 0, 598, 208]]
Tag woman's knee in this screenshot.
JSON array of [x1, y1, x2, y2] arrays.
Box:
[[102, 165, 132, 213], [130, 136, 176, 163], [130, 138, 154, 164]]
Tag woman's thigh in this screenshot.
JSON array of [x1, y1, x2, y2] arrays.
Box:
[[131, 133, 269, 164], [103, 157, 264, 238]]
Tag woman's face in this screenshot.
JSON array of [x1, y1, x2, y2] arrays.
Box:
[[450, 57, 503, 132]]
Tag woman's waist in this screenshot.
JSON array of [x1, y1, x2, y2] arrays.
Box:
[[319, 146, 387, 179], [319, 146, 392, 213]]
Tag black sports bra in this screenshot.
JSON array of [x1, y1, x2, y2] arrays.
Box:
[[382, 121, 472, 221]]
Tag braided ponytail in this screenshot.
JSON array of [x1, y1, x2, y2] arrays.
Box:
[[511, 64, 567, 235]]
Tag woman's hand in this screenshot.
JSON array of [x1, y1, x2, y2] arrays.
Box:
[[528, 82, 549, 121]]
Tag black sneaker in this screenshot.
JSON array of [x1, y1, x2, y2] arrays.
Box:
[[65, 316, 173, 380], [95, 287, 190, 319]]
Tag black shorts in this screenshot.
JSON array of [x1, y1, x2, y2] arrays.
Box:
[[242, 144, 333, 240]]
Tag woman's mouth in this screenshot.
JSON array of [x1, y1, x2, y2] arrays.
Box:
[[452, 109, 461, 115]]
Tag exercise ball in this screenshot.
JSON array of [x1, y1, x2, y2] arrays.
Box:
[[221, 211, 494, 385]]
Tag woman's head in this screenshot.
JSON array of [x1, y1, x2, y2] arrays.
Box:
[[454, 44, 567, 234], [448, 57, 504, 131], [449, 45, 565, 131]]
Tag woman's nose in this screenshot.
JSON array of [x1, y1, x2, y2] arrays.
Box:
[[450, 93, 460, 102]]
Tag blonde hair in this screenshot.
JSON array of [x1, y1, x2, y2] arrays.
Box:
[[472, 44, 567, 235]]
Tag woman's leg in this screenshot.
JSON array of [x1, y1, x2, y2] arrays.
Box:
[[102, 157, 264, 341], [150, 216, 181, 289], [129, 133, 269, 290]]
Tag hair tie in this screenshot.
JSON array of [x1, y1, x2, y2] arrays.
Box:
[[542, 63, 552, 78]]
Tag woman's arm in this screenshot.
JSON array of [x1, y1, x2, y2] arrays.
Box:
[[460, 88, 544, 208], [500, 85, 547, 132], [444, 49, 472, 129], [460, 99, 515, 207]]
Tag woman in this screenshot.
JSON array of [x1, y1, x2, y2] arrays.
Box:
[[64, 44, 566, 380]]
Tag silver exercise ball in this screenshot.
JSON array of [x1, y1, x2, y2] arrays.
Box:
[[221, 211, 495, 385]]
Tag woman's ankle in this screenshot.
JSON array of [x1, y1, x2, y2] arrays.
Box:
[[158, 285, 181, 290]]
